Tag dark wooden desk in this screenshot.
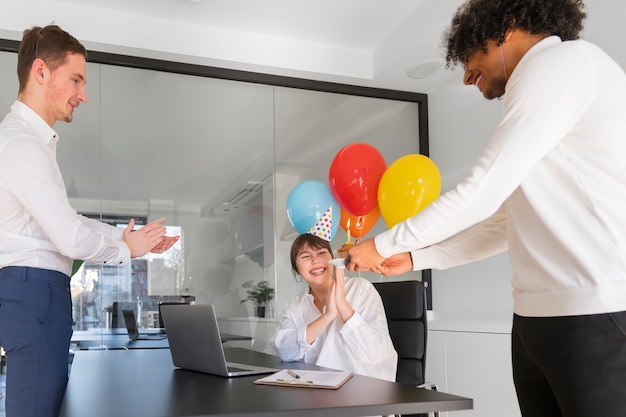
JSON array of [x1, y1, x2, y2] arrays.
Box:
[[59, 348, 472, 417], [70, 330, 251, 350]]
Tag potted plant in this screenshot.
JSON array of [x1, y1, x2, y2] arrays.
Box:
[[241, 280, 275, 318]]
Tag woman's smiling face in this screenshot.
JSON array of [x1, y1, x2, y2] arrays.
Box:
[[296, 243, 333, 286]]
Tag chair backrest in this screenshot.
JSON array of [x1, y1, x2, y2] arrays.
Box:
[[373, 280, 427, 386], [158, 302, 187, 328]]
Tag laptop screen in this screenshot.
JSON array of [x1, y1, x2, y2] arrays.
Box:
[[122, 309, 139, 338]]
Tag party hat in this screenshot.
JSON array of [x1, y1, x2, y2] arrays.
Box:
[[308, 205, 333, 241]]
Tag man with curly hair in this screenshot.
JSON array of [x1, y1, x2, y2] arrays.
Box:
[[345, 1, 626, 415]]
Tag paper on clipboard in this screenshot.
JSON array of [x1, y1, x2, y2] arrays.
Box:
[[254, 369, 353, 389]]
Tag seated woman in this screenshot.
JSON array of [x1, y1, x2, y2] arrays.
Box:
[[271, 232, 398, 381]]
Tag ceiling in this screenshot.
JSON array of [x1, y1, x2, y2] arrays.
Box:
[[2, 0, 463, 94], [1, 0, 622, 95]]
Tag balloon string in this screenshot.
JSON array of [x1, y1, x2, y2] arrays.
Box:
[[355, 216, 364, 229], [354, 216, 364, 244]]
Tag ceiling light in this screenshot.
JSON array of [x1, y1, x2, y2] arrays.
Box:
[[406, 59, 445, 79]]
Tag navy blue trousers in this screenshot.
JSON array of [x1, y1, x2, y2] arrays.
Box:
[[0, 266, 73, 417], [512, 311, 626, 417]]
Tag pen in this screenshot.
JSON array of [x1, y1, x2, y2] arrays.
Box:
[[287, 369, 301, 379], [277, 379, 314, 385]]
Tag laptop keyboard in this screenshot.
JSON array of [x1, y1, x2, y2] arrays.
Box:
[[227, 365, 252, 373]]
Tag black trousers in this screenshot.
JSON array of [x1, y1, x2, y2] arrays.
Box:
[[512, 311, 626, 417]]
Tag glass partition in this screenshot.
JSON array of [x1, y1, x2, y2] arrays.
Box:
[[61, 62, 276, 327], [0, 46, 428, 347], [273, 86, 422, 313]]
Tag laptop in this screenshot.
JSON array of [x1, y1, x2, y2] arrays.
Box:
[[160, 304, 277, 377], [122, 309, 167, 341]]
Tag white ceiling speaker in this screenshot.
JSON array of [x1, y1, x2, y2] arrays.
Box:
[[406, 59, 445, 79]]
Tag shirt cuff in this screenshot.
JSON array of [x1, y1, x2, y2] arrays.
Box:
[[103, 241, 131, 266], [341, 311, 364, 334], [408, 247, 439, 271], [374, 231, 397, 258]]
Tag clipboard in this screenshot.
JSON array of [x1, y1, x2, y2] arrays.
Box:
[[254, 369, 353, 389]]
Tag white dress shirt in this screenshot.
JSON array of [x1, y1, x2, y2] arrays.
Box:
[[271, 276, 398, 381], [0, 101, 130, 276]]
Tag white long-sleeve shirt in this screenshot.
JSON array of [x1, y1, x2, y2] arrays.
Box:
[[375, 36, 626, 317], [0, 101, 130, 276], [271, 276, 398, 381]]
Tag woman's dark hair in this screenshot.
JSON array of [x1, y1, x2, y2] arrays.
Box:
[[17, 25, 88, 93], [444, 0, 587, 66], [290, 234, 332, 275]]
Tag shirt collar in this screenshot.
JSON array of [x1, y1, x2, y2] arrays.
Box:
[[11, 100, 59, 148], [502, 35, 562, 101], [518, 35, 562, 65]]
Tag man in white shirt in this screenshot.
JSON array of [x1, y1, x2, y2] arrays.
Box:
[[0, 25, 179, 417], [345, 1, 626, 416]]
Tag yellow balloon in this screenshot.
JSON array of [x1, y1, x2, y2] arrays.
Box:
[[378, 154, 442, 228]]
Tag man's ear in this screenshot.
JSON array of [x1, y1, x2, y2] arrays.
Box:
[[31, 58, 47, 85], [503, 16, 516, 42]]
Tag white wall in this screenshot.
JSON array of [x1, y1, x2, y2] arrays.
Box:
[[428, 83, 514, 313]]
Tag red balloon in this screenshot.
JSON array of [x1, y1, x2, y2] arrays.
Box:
[[328, 143, 386, 216]]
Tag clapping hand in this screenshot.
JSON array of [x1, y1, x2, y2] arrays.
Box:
[[332, 266, 354, 322], [151, 234, 180, 254], [123, 217, 180, 258]]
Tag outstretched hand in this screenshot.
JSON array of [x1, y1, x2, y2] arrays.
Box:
[[370, 252, 414, 276], [344, 238, 384, 272], [344, 238, 413, 276]]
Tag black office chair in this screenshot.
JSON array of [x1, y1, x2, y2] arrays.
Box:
[[158, 301, 187, 329], [373, 280, 438, 417]]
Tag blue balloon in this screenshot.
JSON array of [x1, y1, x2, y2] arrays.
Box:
[[286, 180, 339, 240]]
